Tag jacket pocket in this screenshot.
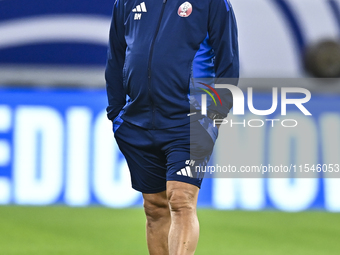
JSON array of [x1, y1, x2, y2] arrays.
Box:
[[122, 62, 128, 93], [113, 110, 125, 134]]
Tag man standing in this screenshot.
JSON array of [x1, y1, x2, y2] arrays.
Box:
[[105, 0, 239, 254]]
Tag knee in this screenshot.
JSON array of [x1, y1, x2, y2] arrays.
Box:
[[168, 188, 196, 214], [143, 196, 170, 222]]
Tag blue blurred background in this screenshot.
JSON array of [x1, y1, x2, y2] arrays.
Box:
[[0, 0, 340, 212]]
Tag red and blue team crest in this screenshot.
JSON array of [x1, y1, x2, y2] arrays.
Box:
[[178, 2, 192, 17]]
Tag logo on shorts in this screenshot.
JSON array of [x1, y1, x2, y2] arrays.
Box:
[[176, 160, 195, 178], [178, 2, 192, 17]]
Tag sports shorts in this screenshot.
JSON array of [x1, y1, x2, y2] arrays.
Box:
[[113, 116, 218, 193]]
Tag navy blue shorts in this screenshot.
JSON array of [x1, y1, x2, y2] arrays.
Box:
[[113, 117, 218, 193]]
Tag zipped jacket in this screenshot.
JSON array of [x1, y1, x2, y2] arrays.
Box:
[[106, 0, 239, 129]]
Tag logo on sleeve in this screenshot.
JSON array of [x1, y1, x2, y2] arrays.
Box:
[[178, 2, 192, 18], [132, 2, 147, 20]]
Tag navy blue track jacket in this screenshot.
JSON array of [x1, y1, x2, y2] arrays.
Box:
[[106, 0, 239, 129]]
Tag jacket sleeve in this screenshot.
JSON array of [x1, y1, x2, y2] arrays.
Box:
[[208, 0, 239, 117], [105, 0, 127, 121]]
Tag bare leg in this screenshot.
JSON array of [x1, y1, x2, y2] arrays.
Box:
[[143, 191, 171, 255], [167, 181, 200, 255]]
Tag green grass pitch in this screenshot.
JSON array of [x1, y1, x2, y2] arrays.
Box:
[[0, 206, 339, 255]]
